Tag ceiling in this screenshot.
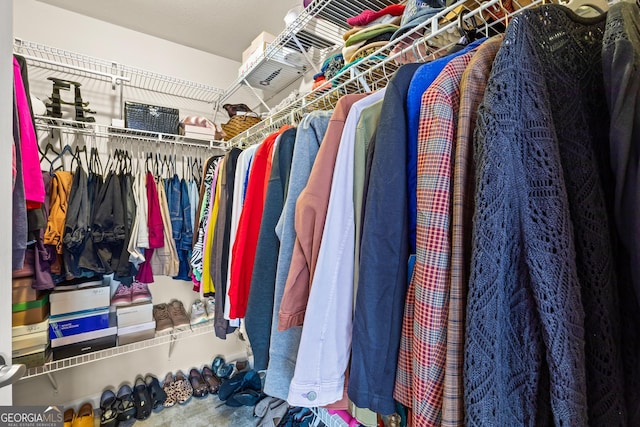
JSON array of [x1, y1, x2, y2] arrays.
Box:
[[37, 0, 302, 62]]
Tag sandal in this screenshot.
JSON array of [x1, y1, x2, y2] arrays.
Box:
[[189, 368, 209, 398], [201, 366, 221, 394], [115, 384, 136, 423], [99, 390, 118, 427], [145, 374, 167, 412], [133, 376, 152, 420], [212, 355, 234, 379], [174, 370, 194, 405]]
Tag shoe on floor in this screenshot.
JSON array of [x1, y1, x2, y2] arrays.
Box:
[[145, 374, 167, 412], [111, 284, 132, 307], [115, 384, 137, 424], [162, 373, 177, 408], [131, 281, 152, 304], [71, 403, 93, 427], [190, 299, 207, 325], [168, 300, 190, 330], [63, 408, 73, 427], [189, 368, 209, 398], [205, 297, 215, 320], [201, 365, 221, 394], [153, 303, 173, 333], [173, 370, 193, 405], [133, 376, 152, 420], [99, 389, 118, 427]]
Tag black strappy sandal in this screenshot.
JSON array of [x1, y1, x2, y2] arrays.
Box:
[[145, 374, 167, 413], [133, 376, 152, 420], [99, 389, 118, 427], [115, 384, 136, 424]]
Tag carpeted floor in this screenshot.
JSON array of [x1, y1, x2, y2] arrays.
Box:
[[94, 395, 259, 427]]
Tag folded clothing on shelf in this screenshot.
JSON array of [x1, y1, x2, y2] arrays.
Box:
[[346, 3, 406, 27]]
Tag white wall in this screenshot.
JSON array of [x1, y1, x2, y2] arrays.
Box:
[[12, 0, 249, 408]]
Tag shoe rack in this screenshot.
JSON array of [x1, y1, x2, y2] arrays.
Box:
[[23, 322, 216, 390]]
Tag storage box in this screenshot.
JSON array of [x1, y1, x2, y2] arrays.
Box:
[[117, 321, 156, 346], [12, 318, 49, 338], [12, 299, 49, 326], [12, 294, 49, 312], [52, 334, 117, 361], [242, 31, 276, 64], [116, 303, 153, 328], [183, 125, 215, 136], [49, 309, 110, 339], [12, 330, 48, 352], [51, 314, 116, 348], [124, 102, 180, 135], [49, 285, 110, 316], [12, 343, 49, 358], [12, 276, 42, 303]]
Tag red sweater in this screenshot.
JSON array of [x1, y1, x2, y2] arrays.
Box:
[[228, 132, 280, 318]]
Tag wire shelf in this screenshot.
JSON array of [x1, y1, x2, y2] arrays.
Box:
[[14, 38, 224, 104], [228, 0, 547, 147], [220, 0, 379, 111], [34, 116, 227, 150], [21, 321, 216, 380]]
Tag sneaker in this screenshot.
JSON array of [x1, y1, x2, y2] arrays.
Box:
[[111, 284, 132, 306], [153, 303, 173, 333], [190, 300, 207, 325], [168, 300, 190, 330], [205, 297, 215, 320], [131, 281, 152, 304]]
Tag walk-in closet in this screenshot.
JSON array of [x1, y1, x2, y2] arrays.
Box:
[[1, 0, 639, 426]]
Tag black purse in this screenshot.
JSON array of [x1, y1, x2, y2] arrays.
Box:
[[124, 102, 179, 135]]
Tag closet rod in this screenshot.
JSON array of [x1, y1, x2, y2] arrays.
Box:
[[34, 116, 227, 150], [230, 0, 545, 148]]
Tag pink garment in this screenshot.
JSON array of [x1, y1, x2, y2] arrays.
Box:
[[136, 172, 163, 283], [346, 4, 405, 27], [13, 57, 44, 204]]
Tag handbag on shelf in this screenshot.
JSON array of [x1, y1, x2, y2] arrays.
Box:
[[124, 101, 180, 135], [220, 111, 261, 141], [222, 103, 253, 118]]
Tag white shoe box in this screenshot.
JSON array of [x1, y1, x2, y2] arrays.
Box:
[[49, 285, 111, 316], [117, 321, 156, 346], [116, 303, 154, 328]]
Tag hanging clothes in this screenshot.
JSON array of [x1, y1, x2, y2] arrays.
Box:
[[288, 90, 385, 408], [44, 171, 73, 257], [13, 56, 44, 207], [245, 128, 297, 371], [465, 5, 624, 425], [212, 147, 242, 339], [263, 110, 332, 401], [278, 94, 368, 331], [136, 171, 163, 283], [201, 158, 225, 295], [602, 3, 640, 424], [223, 144, 259, 324], [12, 99, 27, 270], [151, 176, 179, 277], [441, 34, 503, 427], [229, 130, 282, 319]]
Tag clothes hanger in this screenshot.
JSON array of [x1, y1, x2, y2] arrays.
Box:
[[49, 142, 74, 175]]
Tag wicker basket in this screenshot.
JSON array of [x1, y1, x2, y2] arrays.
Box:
[[221, 114, 261, 141]]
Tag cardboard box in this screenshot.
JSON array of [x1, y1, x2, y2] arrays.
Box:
[[12, 294, 49, 312], [242, 31, 276, 64], [12, 330, 48, 352], [183, 125, 215, 136], [117, 321, 156, 346], [51, 314, 116, 348], [52, 334, 117, 361], [12, 343, 49, 358], [49, 309, 110, 339], [12, 318, 49, 338], [12, 276, 42, 303], [49, 285, 110, 316], [12, 301, 49, 326], [116, 303, 153, 328]]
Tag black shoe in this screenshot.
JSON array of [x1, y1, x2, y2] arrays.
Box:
[[133, 377, 152, 420], [145, 374, 167, 413], [115, 384, 136, 424], [99, 389, 118, 427]]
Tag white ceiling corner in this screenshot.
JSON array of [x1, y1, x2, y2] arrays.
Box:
[[35, 0, 302, 62]]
